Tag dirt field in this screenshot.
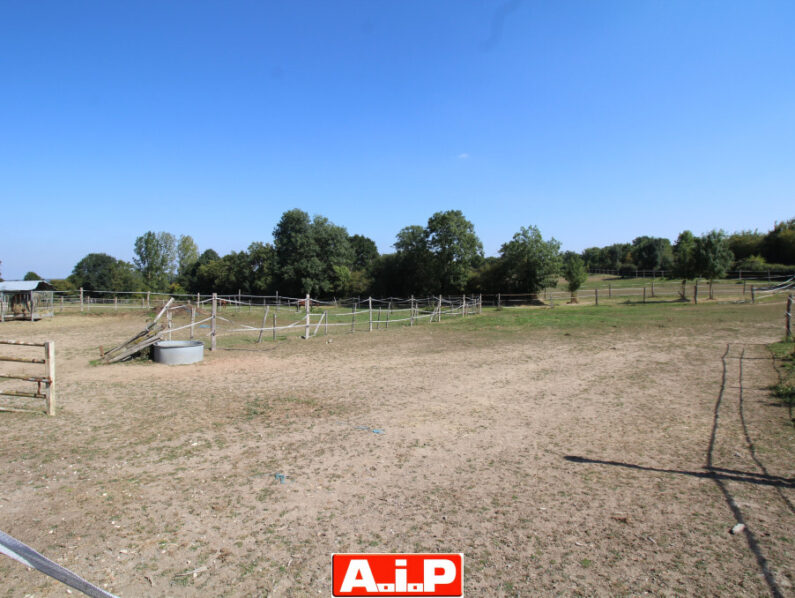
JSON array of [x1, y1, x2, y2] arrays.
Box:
[[1, 303, 793, 597]]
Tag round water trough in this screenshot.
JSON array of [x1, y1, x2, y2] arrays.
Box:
[[153, 340, 204, 365]]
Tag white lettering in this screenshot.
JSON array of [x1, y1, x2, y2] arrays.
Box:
[[395, 558, 407, 592], [423, 559, 457, 591], [340, 559, 378, 593]]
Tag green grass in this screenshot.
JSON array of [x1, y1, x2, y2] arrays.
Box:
[[575, 274, 748, 290], [441, 301, 779, 335], [768, 340, 795, 414]]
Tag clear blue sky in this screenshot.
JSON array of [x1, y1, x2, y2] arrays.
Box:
[[1, 0, 793, 279]]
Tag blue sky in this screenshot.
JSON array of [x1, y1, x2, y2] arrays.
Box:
[[1, 0, 793, 279]]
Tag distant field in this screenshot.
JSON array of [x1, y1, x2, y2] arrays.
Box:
[[0, 301, 792, 596]]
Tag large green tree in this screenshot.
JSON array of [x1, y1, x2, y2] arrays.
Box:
[[349, 234, 379, 271], [133, 231, 176, 291], [183, 249, 221, 292], [426, 210, 483, 294], [311, 215, 354, 296], [761, 218, 795, 265], [728, 230, 764, 262], [393, 225, 435, 295], [273, 209, 353, 296], [672, 230, 697, 279], [247, 242, 277, 295], [562, 252, 588, 302], [499, 226, 562, 296], [631, 236, 673, 272], [693, 230, 734, 281], [70, 253, 141, 294], [177, 235, 200, 278]]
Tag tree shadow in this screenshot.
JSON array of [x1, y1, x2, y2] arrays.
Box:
[[563, 456, 795, 489], [565, 344, 790, 598]]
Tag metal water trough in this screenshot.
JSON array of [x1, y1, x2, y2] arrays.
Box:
[[152, 340, 204, 365]]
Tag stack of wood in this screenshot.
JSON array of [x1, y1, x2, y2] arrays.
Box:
[[100, 298, 174, 363]]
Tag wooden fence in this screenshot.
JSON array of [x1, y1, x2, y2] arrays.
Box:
[[0, 340, 56, 415]]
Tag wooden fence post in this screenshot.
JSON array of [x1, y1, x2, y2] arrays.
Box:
[[273, 313, 277, 341], [743, 280, 746, 298], [211, 293, 217, 351], [608, 283, 612, 299], [167, 309, 173, 340], [238, 289, 241, 312], [786, 294, 792, 340], [410, 295, 415, 326], [438, 295, 443, 322], [709, 280, 714, 300], [479, 293, 483, 314], [751, 285, 755, 304], [45, 341, 55, 416], [257, 306, 270, 343], [643, 287, 646, 304], [595, 288, 598, 306], [368, 297, 373, 332], [190, 306, 196, 340], [305, 294, 311, 339], [79, 288, 84, 312], [497, 293, 501, 309]]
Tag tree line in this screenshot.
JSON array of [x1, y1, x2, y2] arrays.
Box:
[[31, 213, 795, 297], [581, 220, 795, 276]]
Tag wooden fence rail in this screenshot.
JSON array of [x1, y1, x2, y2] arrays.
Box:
[[0, 340, 55, 415]]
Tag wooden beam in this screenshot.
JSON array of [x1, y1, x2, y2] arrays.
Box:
[[0, 374, 50, 382], [0, 390, 46, 400], [0, 340, 46, 347], [0, 355, 45, 364]]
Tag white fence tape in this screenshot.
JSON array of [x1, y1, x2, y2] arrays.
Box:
[[0, 529, 119, 598]]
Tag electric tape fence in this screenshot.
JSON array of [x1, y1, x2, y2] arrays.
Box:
[[96, 294, 486, 355], [0, 529, 118, 598]]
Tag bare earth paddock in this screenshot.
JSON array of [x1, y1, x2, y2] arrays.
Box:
[[1, 302, 793, 597]]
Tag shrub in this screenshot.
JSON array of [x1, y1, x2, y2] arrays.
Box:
[[619, 263, 637, 278]]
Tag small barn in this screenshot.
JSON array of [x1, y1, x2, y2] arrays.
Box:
[[0, 281, 55, 322]]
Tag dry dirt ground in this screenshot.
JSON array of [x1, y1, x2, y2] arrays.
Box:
[[1, 305, 793, 597]]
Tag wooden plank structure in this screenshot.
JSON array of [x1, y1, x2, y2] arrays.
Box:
[[100, 298, 174, 363], [0, 339, 56, 415]]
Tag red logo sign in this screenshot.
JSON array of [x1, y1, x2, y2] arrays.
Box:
[[331, 553, 464, 597]]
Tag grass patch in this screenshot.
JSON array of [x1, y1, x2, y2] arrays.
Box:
[[769, 340, 795, 419], [441, 301, 780, 335]]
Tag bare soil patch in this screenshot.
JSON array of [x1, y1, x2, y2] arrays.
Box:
[[0, 305, 792, 597]]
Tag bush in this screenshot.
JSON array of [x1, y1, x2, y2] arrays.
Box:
[[735, 255, 769, 272], [618, 263, 637, 278]]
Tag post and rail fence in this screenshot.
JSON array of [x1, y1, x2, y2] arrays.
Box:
[[0, 340, 55, 415]]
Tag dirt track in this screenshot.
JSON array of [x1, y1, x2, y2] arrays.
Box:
[[1, 307, 793, 597]]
